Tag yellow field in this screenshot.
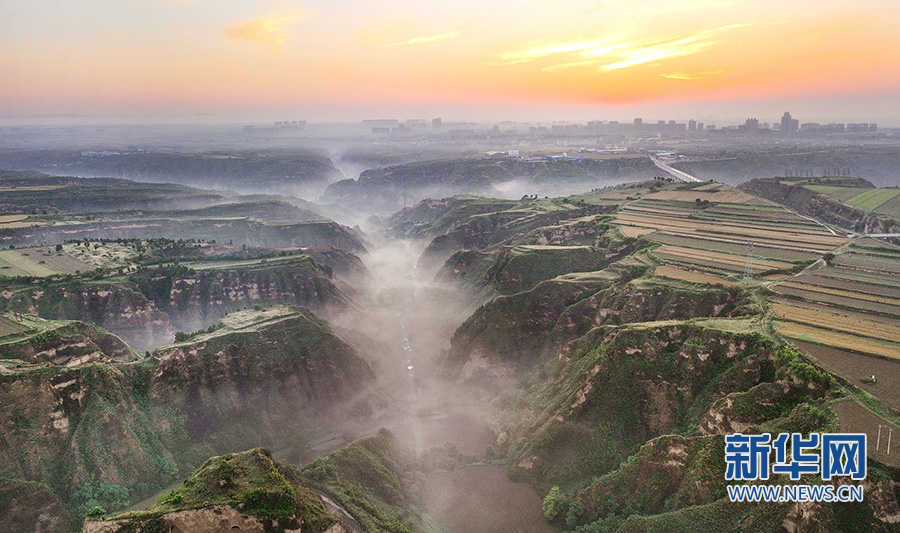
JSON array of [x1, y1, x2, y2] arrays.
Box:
[[653, 265, 735, 285], [643, 188, 760, 204], [772, 303, 900, 344], [776, 281, 900, 307], [655, 245, 794, 271], [614, 211, 847, 250], [619, 225, 655, 237], [776, 321, 900, 360]]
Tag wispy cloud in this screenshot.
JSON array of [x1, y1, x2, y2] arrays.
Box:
[[662, 70, 727, 80], [386, 31, 459, 47], [222, 10, 308, 51], [496, 38, 623, 65], [497, 23, 750, 72]]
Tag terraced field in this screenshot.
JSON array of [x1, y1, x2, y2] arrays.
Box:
[[654, 245, 794, 273], [653, 265, 738, 286], [611, 184, 843, 285], [770, 238, 900, 398]]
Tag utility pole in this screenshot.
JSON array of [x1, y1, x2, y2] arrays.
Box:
[[743, 242, 755, 281], [889, 428, 893, 455]]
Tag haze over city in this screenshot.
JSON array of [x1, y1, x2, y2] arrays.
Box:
[[2, 0, 900, 124]]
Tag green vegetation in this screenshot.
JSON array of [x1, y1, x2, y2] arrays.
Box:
[[302, 429, 439, 533], [845, 188, 900, 212], [91, 448, 339, 533]]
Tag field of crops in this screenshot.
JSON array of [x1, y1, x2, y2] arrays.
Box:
[[802, 184, 873, 202], [772, 303, 900, 344], [845, 188, 900, 212], [874, 194, 900, 217], [776, 321, 899, 360], [648, 233, 819, 262], [653, 265, 737, 286], [655, 245, 794, 273], [0, 250, 58, 277], [615, 209, 846, 252]]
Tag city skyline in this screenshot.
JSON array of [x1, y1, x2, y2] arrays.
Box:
[[2, 0, 899, 124]]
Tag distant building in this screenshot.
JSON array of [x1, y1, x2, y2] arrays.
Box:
[[363, 119, 399, 128], [780, 112, 799, 134], [688, 119, 697, 132], [432, 117, 442, 130]]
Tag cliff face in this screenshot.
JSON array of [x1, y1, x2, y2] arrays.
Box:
[[150, 306, 381, 444], [499, 327, 831, 494], [447, 275, 751, 376], [0, 479, 69, 533], [1, 218, 366, 251], [0, 315, 136, 365], [4, 257, 357, 352], [4, 284, 174, 352], [0, 307, 382, 531], [0, 359, 183, 531]]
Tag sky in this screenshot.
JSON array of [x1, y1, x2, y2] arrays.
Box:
[[2, 0, 899, 124]]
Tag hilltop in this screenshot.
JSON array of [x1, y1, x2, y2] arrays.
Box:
[[738, 176, 900, 234], [323, 156, 657, 212], [83, 448, 343, 533]]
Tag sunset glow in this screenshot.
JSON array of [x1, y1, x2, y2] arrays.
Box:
[[2, 0, 899, 121]]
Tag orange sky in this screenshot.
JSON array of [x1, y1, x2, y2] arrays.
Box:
[[1, 0, 899, 122]]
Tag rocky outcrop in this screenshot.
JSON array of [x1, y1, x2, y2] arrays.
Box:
[[4, 256, 357, 352], [83, 448, 345, 533], [0, 315, 135, 364], [0, 307, 383, 531], [150, 306, 381, 442], [447, 277, 750, 375]]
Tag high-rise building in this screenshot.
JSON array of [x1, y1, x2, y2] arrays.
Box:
[[688, 120, 697, 132], [780, 112, 799, 134], [432, 117, 442, 130]]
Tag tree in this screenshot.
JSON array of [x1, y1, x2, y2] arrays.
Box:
[[55, 244, 63, 252], [542, 486, 569, 521]]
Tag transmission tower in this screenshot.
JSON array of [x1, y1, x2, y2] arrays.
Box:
[[743, 242, 755, 281]]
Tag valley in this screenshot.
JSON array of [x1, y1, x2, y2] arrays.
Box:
[[2, 139, 900, 532]]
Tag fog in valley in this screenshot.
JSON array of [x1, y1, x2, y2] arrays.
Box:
[[4, 119, 900, 533]]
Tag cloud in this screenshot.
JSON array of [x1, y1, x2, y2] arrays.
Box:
[[223, 10, 308, 51], [495, 38, 622, 65], [497, 23, 750, 72], [662, 70, 727, 80], [386, 31, 459, 47], [355, 20, 459, 48]]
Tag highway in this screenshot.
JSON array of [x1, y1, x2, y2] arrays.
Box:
[[650, 157, 702, 182]]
